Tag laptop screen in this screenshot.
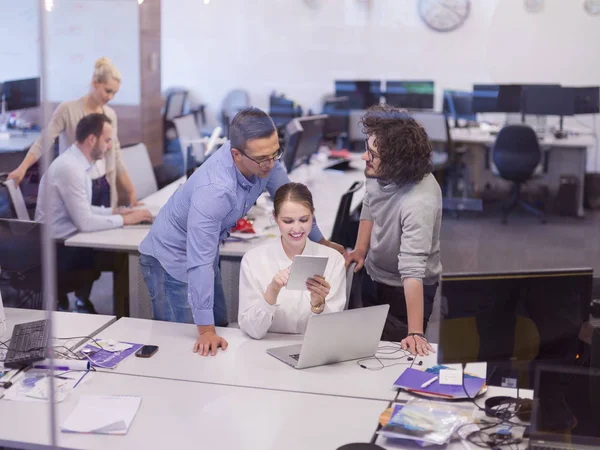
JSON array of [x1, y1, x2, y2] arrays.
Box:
[[533, 365, 600, 446]]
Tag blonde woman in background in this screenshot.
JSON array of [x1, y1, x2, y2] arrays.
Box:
[[8, 57, 140, 208]]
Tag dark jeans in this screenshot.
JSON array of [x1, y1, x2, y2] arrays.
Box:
[[139, 254, 228, 327], [361, 273, 438, 342], [55, 244, 129, 316]]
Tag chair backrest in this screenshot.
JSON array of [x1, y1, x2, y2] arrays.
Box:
[[330, 181, 364, 248], [164, 89, 188, 121], [120, 143, 158, 201], [221, 89, 250, 133], [0, 218, 42, 273], [344, 262, 357, 310], [410, 111, 450, 144], [5, 179, 30, 220], [492, 125, 541, 182], [173, 114, 203, 165]]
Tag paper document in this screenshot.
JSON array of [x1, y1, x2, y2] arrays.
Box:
[[61, 395, 142, 435]]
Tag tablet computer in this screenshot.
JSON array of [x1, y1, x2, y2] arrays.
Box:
[[286, 255, 329, 291]]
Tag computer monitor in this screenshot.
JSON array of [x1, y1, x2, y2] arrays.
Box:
[[2, 77, 40, 111], [334, 80, 381, 109], [442, 90, 475, 121], [282, 115, 327, 173], [472, 84, 500, 113], [385, 80, 435, 110], [438, 268, 593, 388], [497, 84, 523, 113], [522, 86, 575, 116], [573, 86, 600, 115], [322, 97, 350, 137], [269, 94, 301, 129]]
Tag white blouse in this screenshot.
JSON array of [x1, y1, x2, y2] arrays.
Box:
[[238, 239, 347, 339]]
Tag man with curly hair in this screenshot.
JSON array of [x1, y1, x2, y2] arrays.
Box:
[[345, 104, 442, 357]]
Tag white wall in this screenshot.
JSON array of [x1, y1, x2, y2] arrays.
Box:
[[162, 0, 600, 168], [0, 0, 140, 105]]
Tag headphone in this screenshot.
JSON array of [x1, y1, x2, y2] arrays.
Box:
[[484, 396, 532, 422]]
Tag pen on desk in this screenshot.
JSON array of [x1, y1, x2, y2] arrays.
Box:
[[32, 364, 70, 371], [73, 370, 89, 389], [420, 376, 438, 389]]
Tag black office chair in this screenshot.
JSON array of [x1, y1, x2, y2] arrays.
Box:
[[330, 181, 364, 249], [492, 125, 546, 224], [163, 88, 189, 150]]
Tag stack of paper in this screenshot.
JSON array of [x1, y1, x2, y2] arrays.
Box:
[[61, 395, 142, 435]]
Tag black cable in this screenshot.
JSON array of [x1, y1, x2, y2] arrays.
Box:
[[356, 342, 418, 370]]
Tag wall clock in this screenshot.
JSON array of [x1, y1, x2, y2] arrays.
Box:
[[584, 0, 600, 15], [524, 0, 544, 13], [418, 0, 471, 32]]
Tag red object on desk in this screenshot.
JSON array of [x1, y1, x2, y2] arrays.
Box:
[[231, 218, 255, 234], [329, 149, 351, 159]]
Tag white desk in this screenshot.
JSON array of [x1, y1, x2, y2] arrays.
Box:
[[90, 317, 416, 401], [0, 131, 40, 153], [0, 371, 387, 450], [450, 128, 595, 217], [2, 308, 116, 349]]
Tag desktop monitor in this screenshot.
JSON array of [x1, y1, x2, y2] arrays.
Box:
[[442, 90, 475, 121], [322, 97, 350, 137], [522, 86, 575, 116], [497, 84, 523, 113], [438, 268, 593, 389], [385, 80, 435, 110], [283, 115, 327, 173], [3, 77, 40, 111], [269, 94, 301, 129], [573, 86, 600, 115], [472, 84, 500, 113], [334, 80, 381, 109]]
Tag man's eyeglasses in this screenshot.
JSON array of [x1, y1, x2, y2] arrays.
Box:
[[239, 147, 284, 169], [364, 139, 380, 162]]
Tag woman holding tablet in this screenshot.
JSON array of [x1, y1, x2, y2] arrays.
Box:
[[8, 57, 139, 208], [238, 183, 346, 339]]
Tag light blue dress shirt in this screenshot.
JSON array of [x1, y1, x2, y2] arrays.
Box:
[[35, 144, 124, 240], [139, 141, 324, 326]]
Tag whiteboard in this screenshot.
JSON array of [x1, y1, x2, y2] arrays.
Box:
[[45, 0, 141, 105], [0, 0, 140, 106], [0, 0, 40, 82]]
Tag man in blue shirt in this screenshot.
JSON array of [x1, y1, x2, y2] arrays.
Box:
[[139, 108, 344, 356]]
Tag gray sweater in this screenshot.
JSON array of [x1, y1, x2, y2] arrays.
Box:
[[360, 174, 442, 287]]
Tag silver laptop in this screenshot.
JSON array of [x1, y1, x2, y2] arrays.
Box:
[[529, 364, 600, 450], [267, 305, 389, 369]]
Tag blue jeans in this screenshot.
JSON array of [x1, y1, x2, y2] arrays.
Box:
[[139, 253, 228, 326]]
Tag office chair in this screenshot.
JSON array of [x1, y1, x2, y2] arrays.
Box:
[[322, 96, 350, 149], [162, 88, 189, 149], [120, 143, 159, 201], [330, 181, 364, 249], [410, 112, 482, 215], [492, 125, 546, 224], [344, 262, 357, 310], [221, 89, 250, 137], [269, 92, 302, 130]]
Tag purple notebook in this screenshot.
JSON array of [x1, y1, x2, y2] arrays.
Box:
[[394, 368, 485, 399]]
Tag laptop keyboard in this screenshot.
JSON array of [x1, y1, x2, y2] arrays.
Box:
[[290, 354, 300, 361]]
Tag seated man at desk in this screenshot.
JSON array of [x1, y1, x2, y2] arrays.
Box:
[[139, 107, 344, 356], [36, 113, 152, 312], [238, 182, 346, 339], [345, 105, 442, 357]]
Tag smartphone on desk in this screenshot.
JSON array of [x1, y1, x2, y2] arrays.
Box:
[[135, 345, 159, 358]]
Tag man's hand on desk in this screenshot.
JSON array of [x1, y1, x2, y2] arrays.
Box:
[[121, 209, 153, 225], [319, 238, 346, 255], [194, 326, 228, 356]]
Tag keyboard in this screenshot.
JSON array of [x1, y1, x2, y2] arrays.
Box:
[[290, 354, 300, 361], [4, 319, 50, 369]]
